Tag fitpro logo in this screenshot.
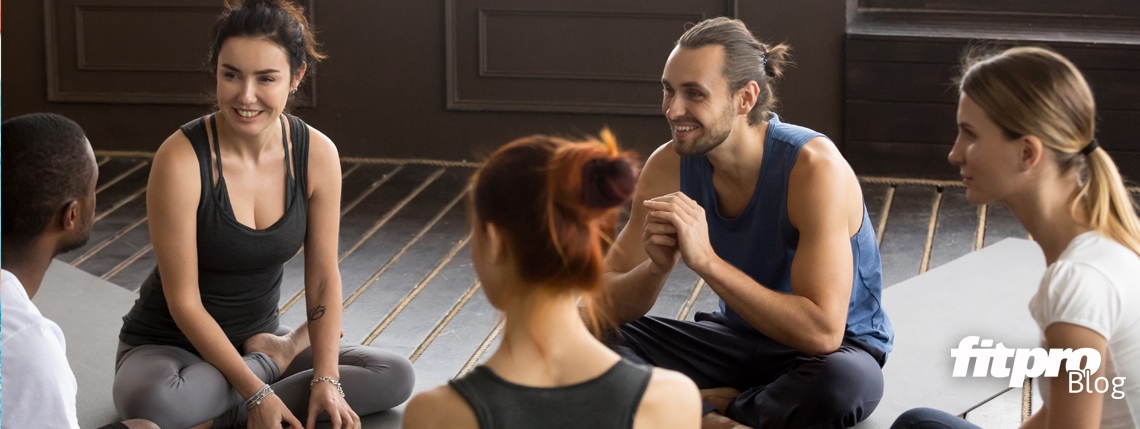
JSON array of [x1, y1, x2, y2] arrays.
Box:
[[950, 336, 1126, 398]]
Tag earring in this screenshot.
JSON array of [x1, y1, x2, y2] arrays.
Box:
[[291, 87, 297, 94]]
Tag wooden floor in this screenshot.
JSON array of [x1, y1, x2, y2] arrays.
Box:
[[69, 153, 1140, 423]]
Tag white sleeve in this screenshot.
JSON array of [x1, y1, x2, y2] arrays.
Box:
[[1035, 261, 1120, 341], [0, 324, 81, 429]]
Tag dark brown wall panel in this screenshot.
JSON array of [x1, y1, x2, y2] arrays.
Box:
[[845, 141, 958, 178], [845, 101, 956, 145], [75, 6, 211, 72], [857, 0, 1139, 18], [5, 0, 847, 161], [447, 1, 733, 115], [845, 61, 959, 104], [845, 33, 1140, 180], [44, 0, 315, 105]]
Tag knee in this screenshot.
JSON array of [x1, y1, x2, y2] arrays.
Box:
[[357, 347, 416, 402], [806, 349, 885, 421], [113, 380, 184, 426], [384, 352, 416, 400], [890, 408, 963, 429]]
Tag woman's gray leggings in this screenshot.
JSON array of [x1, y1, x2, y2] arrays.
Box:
[[111, 327, 415, 429]]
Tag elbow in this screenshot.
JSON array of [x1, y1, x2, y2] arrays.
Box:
[[165, 299, 205, 324], [801, 330, 844, 356]]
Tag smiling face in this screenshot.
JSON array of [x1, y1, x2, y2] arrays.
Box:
[[215, 36, 304, 137], [661, 45, 739, 156], [948, 94, 1028, 205]]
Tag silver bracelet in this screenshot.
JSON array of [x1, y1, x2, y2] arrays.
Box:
[[310, 376, 345, 398], [244, 384, 274, 410]]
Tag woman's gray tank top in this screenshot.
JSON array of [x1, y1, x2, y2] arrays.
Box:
[[119, 114, 308, 352], [449, 359, 653, 429]]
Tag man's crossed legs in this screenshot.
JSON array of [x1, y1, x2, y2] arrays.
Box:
[[610, 311, 885, 428]]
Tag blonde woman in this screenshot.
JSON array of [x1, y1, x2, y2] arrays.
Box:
[[892, 47, 1140, 429]]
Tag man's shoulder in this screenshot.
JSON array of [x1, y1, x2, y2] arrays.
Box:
[[2, 272, 66, 348], [2, 272, 41, 333], [770, 120, 826, 143], [635, 141, 682, 199]]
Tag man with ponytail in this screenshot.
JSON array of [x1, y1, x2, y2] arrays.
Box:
[[604, 17, 893, 428], [404, 131, 701, 429], [892, 47, 1140, 429]]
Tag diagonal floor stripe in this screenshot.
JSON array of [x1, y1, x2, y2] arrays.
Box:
[[341, 188, 468, 310], [71, 216, 148, 267], [362, 234, 473, 345], [974, 205, 988, 251], [458, 319, 505, 377], [675, 279, 706, 320], [93, 187, 147, 224], [409, 281, 482, 363], [876, 186, 896, 246], [102, 244, 153, 280], [919, 189, 943, 274], [96, 160, 149, 194]]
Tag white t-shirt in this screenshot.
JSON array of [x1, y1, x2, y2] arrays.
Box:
[[1, 269, 81, 429], [1029, 231, 1140, 429]]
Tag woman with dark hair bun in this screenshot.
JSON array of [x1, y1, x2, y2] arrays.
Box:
[[112, 1, 414, 428], [403, 131, 702, 429]]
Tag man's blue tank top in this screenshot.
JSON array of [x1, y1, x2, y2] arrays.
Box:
[[679, 114, 894, 354]]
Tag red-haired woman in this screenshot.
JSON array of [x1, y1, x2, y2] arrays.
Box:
[[403, 132, 702, 429], [112, 1, 413, 428]]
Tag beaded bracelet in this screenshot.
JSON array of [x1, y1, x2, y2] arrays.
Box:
[[244, 384, 275, 410], [310, 376, 345, 398]]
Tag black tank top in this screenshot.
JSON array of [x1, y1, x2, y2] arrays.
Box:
[[449, 359, 653, 429], [119, 114, 308, 352]]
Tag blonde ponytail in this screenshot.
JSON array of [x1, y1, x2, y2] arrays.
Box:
[[1076, 149, 1140, 256]]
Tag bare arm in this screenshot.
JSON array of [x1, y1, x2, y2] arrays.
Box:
[[603, 142, 681, 324], [1019, 323, 1107, 429], [402, 386, 479, 429], [633, 368, 702, 429], [300, 128, 360, 428], [646, 138, 857, 355], [149, 133, 288, 399]]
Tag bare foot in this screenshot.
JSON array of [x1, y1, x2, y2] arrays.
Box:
[[243, 323, 311, 373], [700, 387, 742, 415], [122, 419, 162, 429], [184, 420, 212, 429], [702, 412, 752, 429]]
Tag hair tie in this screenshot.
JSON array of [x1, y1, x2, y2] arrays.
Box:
[[1080, 138, 1099, 156], [761, 54, 768, 70]]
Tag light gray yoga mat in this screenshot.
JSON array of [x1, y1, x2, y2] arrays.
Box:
[[35, 259, 137, 428], [34, 259, 406, 428], [854, 238, 1046, 428]]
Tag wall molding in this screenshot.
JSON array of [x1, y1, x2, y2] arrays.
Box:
[[476, 9, 705, 83], [446, 0, 737, 115], [45, 0, 317, 105], [74, 5, 216, 72]]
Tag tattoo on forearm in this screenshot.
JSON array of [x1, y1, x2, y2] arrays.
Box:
[[307, 305, 326, 321]]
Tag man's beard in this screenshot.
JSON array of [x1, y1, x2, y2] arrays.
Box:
[[57, 233, 90, 255], [673, 102, 735, 157], [57, 206, 93, 255]]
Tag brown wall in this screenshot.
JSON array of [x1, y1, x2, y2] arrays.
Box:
[[844, 1, 1140, 180], [3, 0, 847, 161]]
